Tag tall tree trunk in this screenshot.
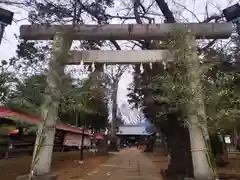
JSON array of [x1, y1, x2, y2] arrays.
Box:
[[92, 128, 96, 150], [233, 127, 239, 150], [109, 81, 118, 151], [160, 113, 193, 180], [75, 112, 79, 126], [185, 35, 213, 179], [30, 33, 72, 176], [111, 84, 118, 137]]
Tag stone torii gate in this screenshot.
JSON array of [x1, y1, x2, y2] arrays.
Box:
[[18, 23, 233, 180]]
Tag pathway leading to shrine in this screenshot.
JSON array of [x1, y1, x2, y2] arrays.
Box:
[[80, 148, 161, 180]]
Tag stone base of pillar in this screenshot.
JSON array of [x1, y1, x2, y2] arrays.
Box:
[[16, 173, 58, 180]]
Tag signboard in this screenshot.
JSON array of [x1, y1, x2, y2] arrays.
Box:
[[224, 135, 231, 144], [63, 132, 91, 147], [0, 8, 13, 25], [117, 125, 151, 135], [223, 4, 240, 22]]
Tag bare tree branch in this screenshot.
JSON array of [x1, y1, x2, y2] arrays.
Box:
[[202, 14, 223, 23], [171, 0, 201, 22], [106, 14, 154, 22], [133, 0, 143, 24], [155, 0, 176, 23], [110, 40, 121, 50]]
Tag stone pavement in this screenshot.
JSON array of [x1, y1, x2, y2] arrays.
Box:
[[80, 148, 161, 180]]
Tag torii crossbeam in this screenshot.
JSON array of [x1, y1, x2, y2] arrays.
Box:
[[20, 23, 233, 40], [68, 50, 172, 64]]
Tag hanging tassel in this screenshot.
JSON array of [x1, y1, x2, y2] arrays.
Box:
[[92, 62, 95, 72], [140, 63, 144, 73], [149, 62, 152, 69], [103, 63, 106, 72]]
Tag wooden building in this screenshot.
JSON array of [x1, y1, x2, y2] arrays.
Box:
[[116, 123, 155, 147], [0, 107, 104, 159]]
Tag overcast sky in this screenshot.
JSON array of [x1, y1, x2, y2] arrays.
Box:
[[0, 0, 237, 122]]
